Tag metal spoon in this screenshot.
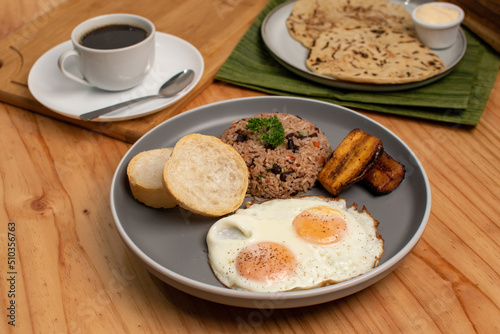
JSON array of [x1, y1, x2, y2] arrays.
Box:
[[79, 69, 195, 121]]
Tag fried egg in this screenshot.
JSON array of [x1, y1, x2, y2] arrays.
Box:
[[206, 196, 384, 292]]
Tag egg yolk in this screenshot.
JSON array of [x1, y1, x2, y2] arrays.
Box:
[[293, 205, 347, 245], [236, 242, 297, 282]]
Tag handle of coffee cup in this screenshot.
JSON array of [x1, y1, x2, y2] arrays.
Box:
[[57, 50, 92, 87]]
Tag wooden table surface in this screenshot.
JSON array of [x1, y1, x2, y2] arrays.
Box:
[[1, 1, 499, 333]]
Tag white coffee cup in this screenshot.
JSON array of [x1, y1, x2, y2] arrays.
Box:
[[58, 14, 155, 91]]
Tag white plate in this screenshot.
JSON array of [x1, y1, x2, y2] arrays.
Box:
[[28, 33, 204, 122], [261, 0, 467, 92], [111, 96, 431, 308]]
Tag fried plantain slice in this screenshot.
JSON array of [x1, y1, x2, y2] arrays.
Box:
[[318, 129, 383, 196], [362, 151, 406, 195]]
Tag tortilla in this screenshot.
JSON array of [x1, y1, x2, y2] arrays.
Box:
[[306, 25, 446, 84], [286, 0, 414, 49]]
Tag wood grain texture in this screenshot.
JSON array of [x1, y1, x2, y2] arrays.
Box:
[[1, 1, 500, 333], [442, 0, 500, 53]]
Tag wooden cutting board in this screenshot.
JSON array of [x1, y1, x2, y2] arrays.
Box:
[[442, 0, 500, 53], [0, 0, 269, 143]]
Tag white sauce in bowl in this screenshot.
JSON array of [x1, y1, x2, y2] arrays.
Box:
[[415, 3, 460, 24]]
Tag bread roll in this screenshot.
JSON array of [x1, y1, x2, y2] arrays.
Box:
[[127, 148, 177, 209], [163, 134, 249, 217]]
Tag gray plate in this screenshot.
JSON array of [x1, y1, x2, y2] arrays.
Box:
[[111, 97, 431, 308], [261, 0, 467, 92]]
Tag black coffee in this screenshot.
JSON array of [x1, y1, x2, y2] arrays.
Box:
[[80, 24, 148, 50]]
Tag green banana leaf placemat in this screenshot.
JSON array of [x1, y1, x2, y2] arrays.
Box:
[[215, 0, 500, 126]]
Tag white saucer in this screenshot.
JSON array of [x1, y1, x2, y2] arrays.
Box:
[[28, 32, 204, 122]]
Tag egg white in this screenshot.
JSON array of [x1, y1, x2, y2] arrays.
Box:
[[206, 196, 384, 292]]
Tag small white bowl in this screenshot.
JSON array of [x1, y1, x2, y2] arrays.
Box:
[[411, 2, 464, 49]]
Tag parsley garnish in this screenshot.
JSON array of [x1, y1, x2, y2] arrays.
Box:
[[246, 116, 285, 149]]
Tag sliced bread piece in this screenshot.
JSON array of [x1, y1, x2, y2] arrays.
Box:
[[162, 134, 249, 217], [127, 148, 177, 209]]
